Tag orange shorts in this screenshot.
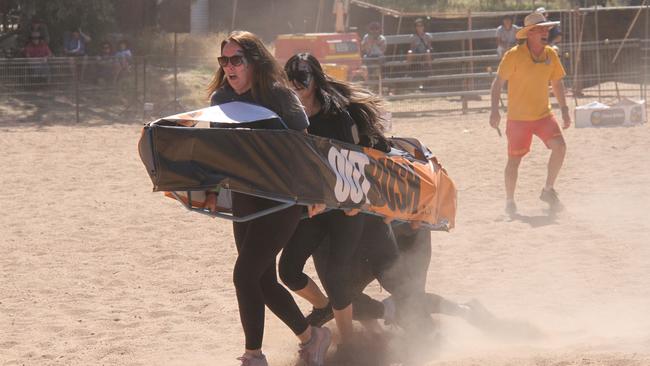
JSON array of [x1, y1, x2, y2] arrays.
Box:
[[506, 115, 563, 157]]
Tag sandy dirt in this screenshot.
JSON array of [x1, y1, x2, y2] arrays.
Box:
[[1, 108, 649, 366]]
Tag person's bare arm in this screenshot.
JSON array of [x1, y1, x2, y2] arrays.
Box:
[[361, 39, 371, 54], [204, 191, 218, 213], [489, 76, 506, 129], [496, 37, 504, 49], [551, 79, 571, 129]]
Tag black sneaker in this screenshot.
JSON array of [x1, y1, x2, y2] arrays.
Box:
[[305, 303, 333, 327], [539, 188, 564, 211]]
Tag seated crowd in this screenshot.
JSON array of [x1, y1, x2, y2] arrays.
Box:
[[17, 19, 133, 85]]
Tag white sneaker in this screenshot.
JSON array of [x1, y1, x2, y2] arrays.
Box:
[[299, 326, 331, 366]]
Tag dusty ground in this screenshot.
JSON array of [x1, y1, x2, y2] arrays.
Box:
[[1, 106, 649, 365]]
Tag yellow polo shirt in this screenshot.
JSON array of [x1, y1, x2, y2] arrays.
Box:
[[497, 43, 566, 121]]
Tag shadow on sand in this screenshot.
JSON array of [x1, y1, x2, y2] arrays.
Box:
[[508, 209, 559, 228]]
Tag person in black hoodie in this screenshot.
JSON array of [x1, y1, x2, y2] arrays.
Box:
[[279, 53, 391, 359]]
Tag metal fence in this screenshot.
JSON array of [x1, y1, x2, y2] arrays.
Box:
[[0, 38, 648, 124], [0, 55, 221, 124], [0, 56, 142, 124], [359, 38, 649, 115]]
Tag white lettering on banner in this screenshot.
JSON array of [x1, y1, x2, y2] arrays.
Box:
[[327, 147, 370, 203]]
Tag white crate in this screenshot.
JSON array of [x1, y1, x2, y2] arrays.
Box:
[[575, 99, 646, 128]]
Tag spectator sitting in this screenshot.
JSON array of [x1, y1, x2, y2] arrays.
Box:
[[407, 18, 433, 64], [64, 28, 91, 81], [23, 32, 52, 83], [114, 39, 133, 80], [94, 41, 118, 84], [361, 22, 386, 58], [496, 15, 519, 58], [24, 32, 52, 58], [64, 29, 91, 56]]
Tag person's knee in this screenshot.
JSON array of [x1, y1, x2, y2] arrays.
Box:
[[278, 259, 307, 291], [233, 258, 263, 290], [324, 272, 352, 310], [506, 156, 523, 170], [549, 138, 567, 154], [233, 263, 255, 290]]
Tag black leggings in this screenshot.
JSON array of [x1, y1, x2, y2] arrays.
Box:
[[279, 210, 364, 310], [310, 215, 399, 319], [313, 218, 437, 321], [231, 192, 308, 350]]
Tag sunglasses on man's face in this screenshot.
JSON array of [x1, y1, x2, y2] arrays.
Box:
[[218, 55, 245, 67]]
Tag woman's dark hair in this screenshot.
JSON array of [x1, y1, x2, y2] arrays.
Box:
[[284, 53, 388, 147], [207, 30, 288, 107]]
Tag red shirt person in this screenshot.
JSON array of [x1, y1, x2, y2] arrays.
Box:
[[24, 33, 52, 58]]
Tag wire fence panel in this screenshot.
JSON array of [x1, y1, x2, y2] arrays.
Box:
[[361, 39, 649, 115], [1, 56, 142, 124], [0, 39, 647, 123]]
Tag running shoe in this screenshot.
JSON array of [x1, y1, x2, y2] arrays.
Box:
[[462, 299, 497, 330], [382, 296, 397, 325], [298, 326, 331, 366], [505, 200, 517, 215], [305, 303, 333, 327], [236, 353, 268, 366], [539, 188, 564, 211]]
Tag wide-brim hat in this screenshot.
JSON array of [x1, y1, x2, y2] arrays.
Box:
[[516, 12, 560, 39]]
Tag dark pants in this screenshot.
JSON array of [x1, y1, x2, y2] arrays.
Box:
[[310, 215, 399, 319], [279, 210, 364, 310], [231, 192, 308, 350], [314, 217, 440, 325]]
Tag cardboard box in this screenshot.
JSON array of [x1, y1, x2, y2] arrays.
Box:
[[574, 98, 646, 128]]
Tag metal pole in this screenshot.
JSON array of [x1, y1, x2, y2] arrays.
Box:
[[612, 0, 647, 64], [595, 5, 602, 102], [392, 15, 403, 58], [74, 58, 80, 123], [643, 2, 650, 104], [315, 0, 324, 33], [639, 40, 642, 101], [231, 0, 238, 31], [468, 9, 474, 83], [574, 10, 586, 105], [173, 32, 178, 113], [568, 9, 574, 86], [134, 56, 139, 109], [143, 56, 147, 121], [464, 9, 473, 114]]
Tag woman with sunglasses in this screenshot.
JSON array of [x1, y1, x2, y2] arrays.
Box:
[[204, 32, 331, 366], [279, 52, 391, 360]]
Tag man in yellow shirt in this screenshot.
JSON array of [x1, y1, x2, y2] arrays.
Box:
[[489, 12, 571, 215]]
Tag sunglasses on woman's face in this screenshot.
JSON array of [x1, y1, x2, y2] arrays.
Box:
[[287, 69, 313, 90], [218, 55, 245, 67]]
